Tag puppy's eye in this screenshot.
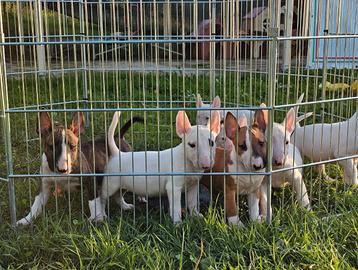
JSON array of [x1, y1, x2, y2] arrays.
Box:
[[69, 144, 77, 150], [285, 140, 289, 145], [188, 142, 196, 148], [259, 141, 265, 147], [239, 143, 247, 151], [220, 120, 224, 124], [208, 139, 214, 147], [205, 116, 210, 121]]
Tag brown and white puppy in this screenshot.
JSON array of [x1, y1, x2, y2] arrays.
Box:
[[201, 109, 268, 226], [17, 112, 143, 225]]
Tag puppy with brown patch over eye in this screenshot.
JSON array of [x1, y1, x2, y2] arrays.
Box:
[[17, 111, 143, 225], [259, 96, 313, 220], [201, 108, 268, 226]]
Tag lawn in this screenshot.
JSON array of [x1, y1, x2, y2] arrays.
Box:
[[0, 71, 357, 269]]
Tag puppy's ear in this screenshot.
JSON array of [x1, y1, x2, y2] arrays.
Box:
[[196, 94, 204, 108], [70, 112, 85, 137], [296, 93, 304, 104], [283, 108, 296, 134], [212, 96, 221, 108], [254, 108, 268, 132], [225, 112, 238, 140], [224, 137, 234, 151], [176, 111, 192, 138], [207, 111, 221, 136], [237, 114, 248, 129], [38, 112, 52, 137]]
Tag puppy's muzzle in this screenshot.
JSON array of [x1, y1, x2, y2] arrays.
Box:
[[56, 167, 70, 174], [274, 158, 285, 167]]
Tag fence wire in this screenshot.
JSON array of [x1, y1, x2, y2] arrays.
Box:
[[0, 0, 357, 228]]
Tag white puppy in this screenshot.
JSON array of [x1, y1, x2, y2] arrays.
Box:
[[259, 94, 313, 218], [260, 106, 313, 218], [99, 110, 221, 223], [293, 112, 358, 185]]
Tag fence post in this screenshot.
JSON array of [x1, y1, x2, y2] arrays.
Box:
[[266, 0, 280, 224], [282, 0, 293, 71], [35, 0, 46, 74], [321, 0, 330, 119], [0, 4, 16, 226], [210, 0, 217, 99], [79, 0, 89, 126]]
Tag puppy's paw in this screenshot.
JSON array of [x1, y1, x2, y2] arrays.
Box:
[[173, 219, 182, 226], [137, 196, 147, 203], [227, 215, 244, 227], [323, 174, 336, 182], [255, 215, 265, 223], [16, 218, 31, 226], [191, 211, 204, 219], [304, 203, 312, 211], [88, 212, 107, 222], [121, 202, 135, 211]]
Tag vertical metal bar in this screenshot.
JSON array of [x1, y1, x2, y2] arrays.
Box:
[[80, 0, 89, 127], [35, 0, 46, 74], [266, 0, 280, 224], [282, 0, 293, 71], [317, 0, 331, 209], [321, 0, 330, 105], [0, 3, 16, 226], [210, 0, 216, 99]]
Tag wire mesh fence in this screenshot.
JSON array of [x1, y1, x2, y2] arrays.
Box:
[[0, 0, 357, 228]]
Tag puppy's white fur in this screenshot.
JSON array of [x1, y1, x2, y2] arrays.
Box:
[[260, 144, 310, 219], [100, 110, 221, 223], [292, 112, 358, 185], [260, 94, 312, 219]]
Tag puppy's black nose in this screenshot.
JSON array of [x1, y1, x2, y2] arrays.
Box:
[[253, 165, 262, 170], [57, 168, 68, 173], [275, 161, 283, 166], [202, 166, 210, 170]]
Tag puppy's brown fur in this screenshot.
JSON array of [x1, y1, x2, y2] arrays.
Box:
[[201, 110, 268, 221], [39, 112, 143, 200], [201, 145, 237, 217]]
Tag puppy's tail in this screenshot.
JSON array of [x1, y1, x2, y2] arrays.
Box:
[[119, 116, 144, 138], [296, 112, 313, 127], [295, 93, 304, 114], [108, 111, 121, 156]]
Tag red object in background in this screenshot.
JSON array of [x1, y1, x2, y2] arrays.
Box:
[[188, 19, 221, 60], [187, 18, 247, 60]]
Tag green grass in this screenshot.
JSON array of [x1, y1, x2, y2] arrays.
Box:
[[2, 3, 84, 37], [0, 71, 358, 268]]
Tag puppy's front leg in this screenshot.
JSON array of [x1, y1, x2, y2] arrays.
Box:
[[187, 181, 201, 217], [226, 188, 244, 227], [290, 169, 311, 210], [339, 159, 358, 185], [316, 164, 335, 182], [259, 178, 270, 219], [17, 180, 51, 226], [166, 183, 182, 223], [248, 189, 262, 222]]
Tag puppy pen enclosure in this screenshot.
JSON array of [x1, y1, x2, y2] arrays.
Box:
[[0, 0, 357, 227]]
